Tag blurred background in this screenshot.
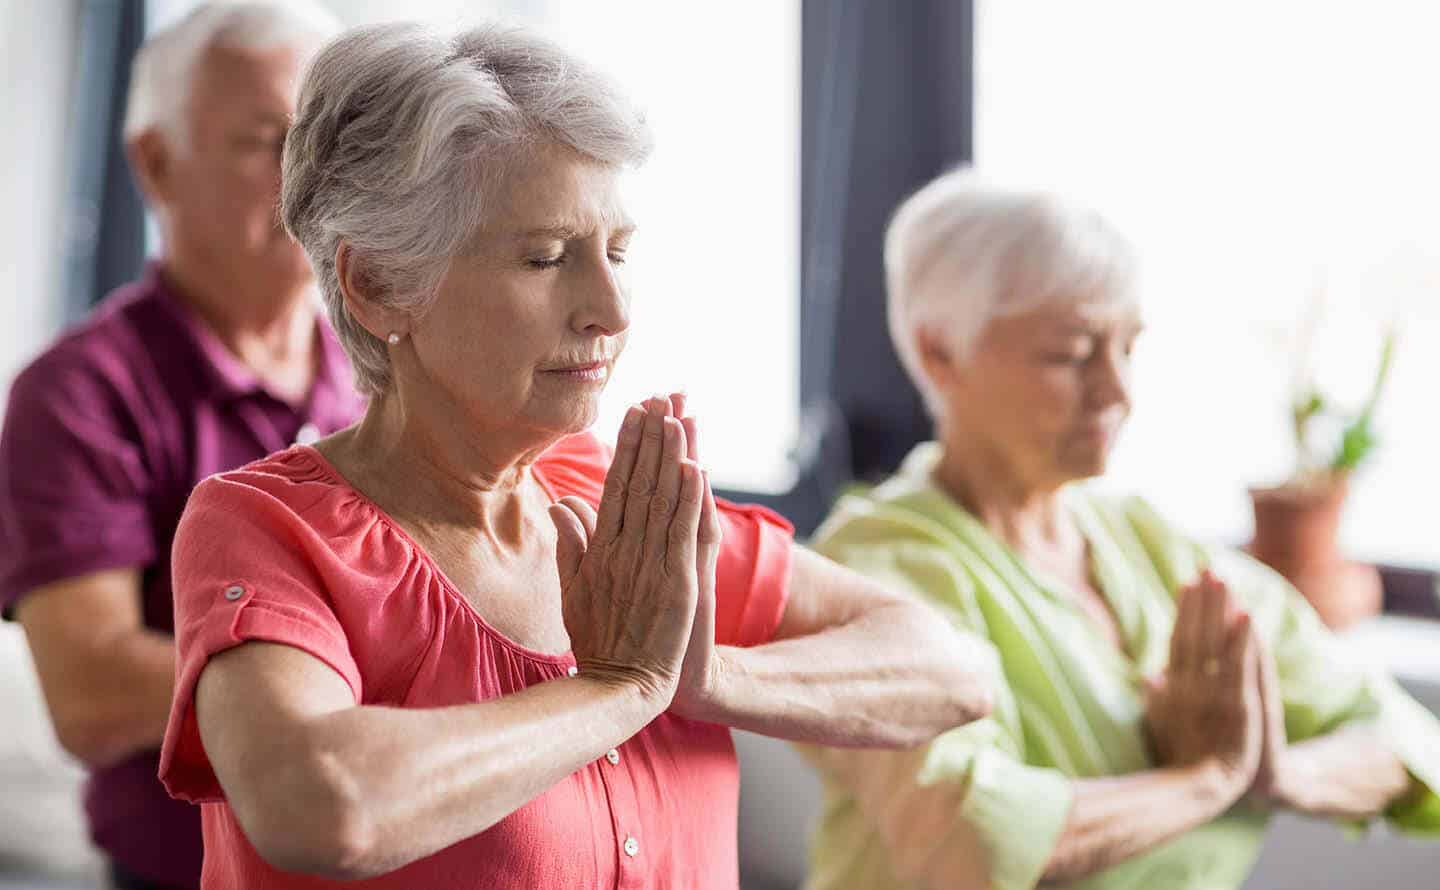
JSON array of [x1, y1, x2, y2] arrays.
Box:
[[2, 1, 1437, 888]]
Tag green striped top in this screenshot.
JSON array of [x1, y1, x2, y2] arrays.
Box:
[[800, 443, 1440, 890]]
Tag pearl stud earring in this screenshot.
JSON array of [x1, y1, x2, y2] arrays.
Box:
[[387, 332, 401, 345]]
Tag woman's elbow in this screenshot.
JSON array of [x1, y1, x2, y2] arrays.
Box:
[[239, 747, 386, 880], [902, 604, 997, 739]]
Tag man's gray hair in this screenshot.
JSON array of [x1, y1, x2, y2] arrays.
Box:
[[123, 1, 340, 148], [885, 168, 1139, 417], [281, 22, 653, 397]]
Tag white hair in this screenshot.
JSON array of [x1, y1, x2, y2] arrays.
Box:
[[123, 1, 340, 148], [281, 22, 653, 397], [885, 168, 1139, 417]]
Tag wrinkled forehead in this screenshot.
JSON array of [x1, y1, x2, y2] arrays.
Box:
[[991, 297, 1145, 344], [480, 142, 636, 240]]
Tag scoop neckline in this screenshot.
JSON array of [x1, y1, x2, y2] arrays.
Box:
[[291, 443, 576, 667]]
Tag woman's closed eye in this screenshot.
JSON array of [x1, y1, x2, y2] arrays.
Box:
[[1043, 342, 1094, 365], [525, 248, 628, 271], [528, 254, 567, 270]]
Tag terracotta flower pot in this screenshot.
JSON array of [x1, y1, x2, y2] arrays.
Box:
[[1248, 476, 1381, 629]]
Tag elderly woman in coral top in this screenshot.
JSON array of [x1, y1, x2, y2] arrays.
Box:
[[157, 22, 993, 890]]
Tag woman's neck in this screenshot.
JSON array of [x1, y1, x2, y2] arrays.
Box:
[[326, 391, 554, 551], [932, 428, 1072, 555]]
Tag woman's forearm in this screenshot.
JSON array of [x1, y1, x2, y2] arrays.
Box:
[[688, 601, 992, 748], [1042, 763, 1239, 883], [1268, 725, 1413, 819], [253, 673, 661, 879]]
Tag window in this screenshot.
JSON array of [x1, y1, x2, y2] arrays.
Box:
[[150, 0, 803, 493], [977, 1, 1440, 564]]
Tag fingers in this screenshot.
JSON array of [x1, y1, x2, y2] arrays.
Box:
[[697, 469, 722, 561], [644, 416, 688, 567], [558, 495, 598, 541], [1221, 611, 1254, 694], [1255, 631, 1287, 741], [594, 405, 645, 546], [1171, 579, 1202, 676], [665, 461, 704, 576], [1142, 673, 1166, 699], [1198, 571, 1228, 671], [622, 398, 673, 552], [665, 391, 699, 462], [549, 503, 588, 587], [682, 415, 699, 463], [687, 472, 718, 643]]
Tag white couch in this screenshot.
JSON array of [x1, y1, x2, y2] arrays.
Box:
[[736, 615, 1440, 890], [0, 625, 103, 885]]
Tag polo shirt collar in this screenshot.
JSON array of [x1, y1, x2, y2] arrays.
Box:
[[145, 261, 354, 413]]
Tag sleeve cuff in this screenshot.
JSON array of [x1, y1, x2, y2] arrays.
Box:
[[950, 748, 1074, 890], [1376, 677, 1440, 833], [160, 596, 362, 804], [0, 537, 155, 620], [735, 510, 793, 646]]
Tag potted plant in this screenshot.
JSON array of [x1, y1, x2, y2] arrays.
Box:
[[1249, 326, 1397, 629]]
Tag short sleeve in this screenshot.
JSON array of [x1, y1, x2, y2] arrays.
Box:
[[535, 431, 795, 648], [0, 353, 155, 617], [159, 476, 363, 804], [804, 527, 1073, 890], [712, 499, 793, 648]]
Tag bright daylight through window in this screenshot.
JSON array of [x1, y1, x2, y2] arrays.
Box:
[[977, 0, 1440, 565]]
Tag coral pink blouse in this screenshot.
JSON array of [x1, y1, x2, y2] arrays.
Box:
[[159, 431, 794, 889]]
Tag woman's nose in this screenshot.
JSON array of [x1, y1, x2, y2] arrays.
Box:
[[1089, 348, 1132, 410], [573, 255, 630, 337]]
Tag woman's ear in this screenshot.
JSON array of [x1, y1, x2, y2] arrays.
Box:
[[916, 327, 961, 390], [335, 242, 407, 341]]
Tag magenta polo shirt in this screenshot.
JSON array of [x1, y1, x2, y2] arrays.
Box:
[[0, 263, 364, 889]]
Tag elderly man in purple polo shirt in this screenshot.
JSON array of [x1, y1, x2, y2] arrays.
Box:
[[0, 4, 358, 889]]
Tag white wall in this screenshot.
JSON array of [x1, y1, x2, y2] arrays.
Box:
[[1, 0, 76, 400], [0, 2, 103, 880], [976, 0, 1440, 566]]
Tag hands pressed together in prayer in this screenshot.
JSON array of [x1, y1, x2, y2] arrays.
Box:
[[549, 393, 722, 718], [1145, 570, 1290, 809]]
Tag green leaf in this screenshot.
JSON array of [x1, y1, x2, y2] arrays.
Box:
[[1332, 418, 1378, 471]]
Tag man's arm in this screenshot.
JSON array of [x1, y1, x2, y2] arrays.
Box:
[[16, 568, 175, 767]]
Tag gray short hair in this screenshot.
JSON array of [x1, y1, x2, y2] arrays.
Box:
[[885, 168, 1138, 417], [280, 22, 653, 397], [123, 1, 340, 148]]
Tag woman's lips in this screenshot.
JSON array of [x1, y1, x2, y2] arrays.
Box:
[[541, 361, 608, 382]]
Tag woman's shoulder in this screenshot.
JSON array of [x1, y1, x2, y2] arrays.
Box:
[[812, 473, 965, 565], [191, 446, 349, 518], [183, 445, 399, 560]]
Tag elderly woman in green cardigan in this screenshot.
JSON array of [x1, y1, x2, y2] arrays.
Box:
[[800, 169, 1440, 890]]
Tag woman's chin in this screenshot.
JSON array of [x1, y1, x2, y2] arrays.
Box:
[[1059, 443, 1113, 481], [532, 393, 603, 437]]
